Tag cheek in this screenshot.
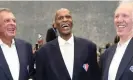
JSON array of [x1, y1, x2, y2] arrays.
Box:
[[70, 20, 73, 24], [0, 27, 5, 33], [114, 19, 117, 26], [58, 28, 63, 32], [127, 21, 133, 30], [55, 22, 60, 27], [124, 27, 132, 34], [14, 27, 17, 31]]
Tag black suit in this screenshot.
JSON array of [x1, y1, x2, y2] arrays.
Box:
[[46, 28, 57, 42], [36, 37, 100, 80], [0, 39, 34, 80], [100, 37, 133, 80]]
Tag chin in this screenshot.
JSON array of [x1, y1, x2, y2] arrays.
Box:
[[63, 32, 71, 35], [117, 33, 124, 38], [8, 35, 15, 38], [117, 31, 122, 35]]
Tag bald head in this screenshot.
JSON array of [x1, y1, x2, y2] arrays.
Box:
[[55, 8, 71, 21], [54, 8, 73, 40]]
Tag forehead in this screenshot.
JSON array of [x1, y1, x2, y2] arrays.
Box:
[[56, 9, 71, 17], [0, 11, 15, 19], [115, 3, 133, 15]]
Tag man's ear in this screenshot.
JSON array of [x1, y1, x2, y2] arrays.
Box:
[[53, 23, 57, 28]]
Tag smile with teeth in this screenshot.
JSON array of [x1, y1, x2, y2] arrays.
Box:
[[118, 25, 126, 28], [61, 24, 69, 28], [7, 28, 15, 32]]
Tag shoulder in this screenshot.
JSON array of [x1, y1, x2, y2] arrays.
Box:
[[105, 44, 116, 53], [15, 38, 32, 46], [36, 39, 57, 57], [41, 38, 57, 49], [100, 44, 116, 59], [75, 37, 96, 47]]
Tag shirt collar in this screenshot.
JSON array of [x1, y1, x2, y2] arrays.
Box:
[[58, 34, 74, 46], [0, 39, 15, 46]]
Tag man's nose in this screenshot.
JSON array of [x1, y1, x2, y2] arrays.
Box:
[[10, 20, 16, 25], [117, 16, 124, 23], [62, 17, 68, 21]]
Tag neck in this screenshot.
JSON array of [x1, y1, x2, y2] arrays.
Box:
[[119, 33, 133, 45], [60, 33, 72, 41], [0, 37, 13, 47]]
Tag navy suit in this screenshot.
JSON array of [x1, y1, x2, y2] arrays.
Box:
[[100, 38, 133, 80], [36, 37, 100, 80], [0, 39, 34, 80]]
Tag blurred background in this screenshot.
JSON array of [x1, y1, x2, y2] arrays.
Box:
[[0, 1, 119, 47]]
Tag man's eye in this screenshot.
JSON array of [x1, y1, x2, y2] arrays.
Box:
[[4, 19, 10, 23], [13, 19, 16, 23], [66, 15, 71, 19], [122, 14, 128, 18], [58, 17, 63, 20], [115, 15, 119, 18]]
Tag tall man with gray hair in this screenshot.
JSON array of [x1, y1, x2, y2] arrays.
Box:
[[100, 2, 133, 80]]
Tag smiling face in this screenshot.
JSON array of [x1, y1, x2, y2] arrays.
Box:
[[55, 8, 73, 37], [114, 3, 133, 38], [0, 10, 16, 39]]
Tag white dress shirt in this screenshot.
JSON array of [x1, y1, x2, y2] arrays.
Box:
[[58, 35, 74, 79], [108, 38, 131, 80], [0, 39, 20, 80]]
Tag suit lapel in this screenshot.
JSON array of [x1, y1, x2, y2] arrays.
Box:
[[50, 39, 71, 80], [0, 46, 13, 80], [115, 38, 133, 80], [103, 44, 117, 80], [15, 39, 25, 80], [72, 37, 83, 80]]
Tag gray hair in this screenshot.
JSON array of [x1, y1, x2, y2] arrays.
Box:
[[0, 8, 12, 13], [119, 0, 133, 5]]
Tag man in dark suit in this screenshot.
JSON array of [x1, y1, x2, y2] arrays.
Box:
[[100, 2, 133, 80], [0, 8, 34, 80], [46, 23, 57, 42], [36, 8, 100, 80]]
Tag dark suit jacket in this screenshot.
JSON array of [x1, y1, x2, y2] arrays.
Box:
[[100, 37, 133, 80], [46, 28, 57, 42], [0, 38, 34, 80], [36, 37, 100, 80]]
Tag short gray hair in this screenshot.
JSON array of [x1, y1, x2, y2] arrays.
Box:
[[0, 8, 12, 13], [119, 0, 133, 4]]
